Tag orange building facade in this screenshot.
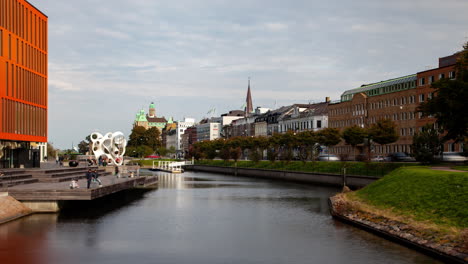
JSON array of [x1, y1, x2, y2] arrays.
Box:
[[0, 0, 47, 168]]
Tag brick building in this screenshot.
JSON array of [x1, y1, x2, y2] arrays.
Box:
[[416, 53, 462, 152], [329, 52, 463, 157], [329, 74, 418, 156]]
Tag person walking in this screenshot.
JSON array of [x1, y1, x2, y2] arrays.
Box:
[[86, 169, 93, 189], [93, 169, 102, 187]]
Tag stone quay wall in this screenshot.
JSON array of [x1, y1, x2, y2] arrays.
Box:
[[0, 196, 32, 225], [185, 165, 378, 189], [329, 194, 468, 264]]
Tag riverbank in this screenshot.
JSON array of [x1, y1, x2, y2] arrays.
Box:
[[194, 160, 417, 177], [330, 167, 468, 263], [186, 164, 378, 188], [0, 196, 32, 224]]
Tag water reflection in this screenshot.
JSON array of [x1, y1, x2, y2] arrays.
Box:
[[0, 171, 441, 264], [0, 214, 58, 264]]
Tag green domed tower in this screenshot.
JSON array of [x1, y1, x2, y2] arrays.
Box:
[[149, 102, 156, 117]]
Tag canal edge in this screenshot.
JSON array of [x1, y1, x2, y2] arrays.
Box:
[[328, 196, 468, 264]]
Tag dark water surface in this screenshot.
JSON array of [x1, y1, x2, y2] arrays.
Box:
[[0, 171, 440, 264]]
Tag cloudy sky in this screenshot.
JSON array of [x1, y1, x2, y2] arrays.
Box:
[[30, 0, 468, 149]]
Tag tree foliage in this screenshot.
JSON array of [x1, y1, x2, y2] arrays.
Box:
[[127, 126, 162, 154], [368, 119, 399, 146], [342, 125, 367, 147], [317, 128, 342, 147], [342, 125, 368, 161], [47, 142, 57, 158], [412, 124, 444, 164], [418, 41, 468, 142]]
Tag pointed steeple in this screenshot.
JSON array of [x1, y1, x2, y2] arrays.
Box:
[[245, 78, 253, 116]]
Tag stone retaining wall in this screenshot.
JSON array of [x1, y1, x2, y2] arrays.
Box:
[[0, 195, 32, 224], [186, 165, 377, 188], [329, 195, 468, 264]]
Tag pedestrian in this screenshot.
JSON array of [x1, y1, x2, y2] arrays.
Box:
[[93, 169, 102, 187], [98, 156, 103, 166], [115, 166, 120, 178], [70, 178, 79, 189], [86, 169, 93, 189]]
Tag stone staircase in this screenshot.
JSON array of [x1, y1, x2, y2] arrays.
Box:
[[1, 167, 112, 188], [0, 169, 38, 188], [29, 167, 112, 183]]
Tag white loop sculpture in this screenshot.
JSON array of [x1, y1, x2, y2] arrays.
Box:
[[90, 132, 127, 166]]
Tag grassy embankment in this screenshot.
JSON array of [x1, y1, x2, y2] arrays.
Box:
[[343, 166, 467, 234], [195, 160, 418, 177], [452, 165, 468, 171]]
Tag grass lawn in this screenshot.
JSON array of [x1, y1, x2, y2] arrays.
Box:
[[452, 165, 468, 171], [195, 160, 418, 177], [352, 166, 468, 228]]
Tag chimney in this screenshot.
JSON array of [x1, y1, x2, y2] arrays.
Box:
[[325, 97, 330, 103]]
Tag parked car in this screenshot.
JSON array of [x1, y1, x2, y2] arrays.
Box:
[[371, 155, 386, 162], [387, 152, 415, 162], [435, 152, 468, 162], [317, 154, 340, 161]]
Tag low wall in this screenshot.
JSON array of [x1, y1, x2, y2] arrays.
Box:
[[328, 195, 468, 264], [186, 165, 378, 188], [0, 195, 33, 224]]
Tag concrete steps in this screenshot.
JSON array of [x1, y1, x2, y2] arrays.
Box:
[[0, 170, 38, 188]]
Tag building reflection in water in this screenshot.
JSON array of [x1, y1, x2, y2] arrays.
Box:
[[0, 214, 59, 264], [157, 173, 185, 189]]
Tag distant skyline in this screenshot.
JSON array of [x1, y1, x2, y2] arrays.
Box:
[[31, 0, 468, 149]]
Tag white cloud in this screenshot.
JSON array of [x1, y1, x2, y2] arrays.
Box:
[[95, 28, 131, 40]]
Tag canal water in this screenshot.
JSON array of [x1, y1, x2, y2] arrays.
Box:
[[0, 171, 440, 264]]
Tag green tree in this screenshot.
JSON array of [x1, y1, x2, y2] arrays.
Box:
[[412, 124, 444, 164], [77, 140, 90, 154], [279, 131, 296, 163], [145, 127, 162, 151], [128, 126, 147, 147], [127, 145, 153, 158], [342, 125, 368, 160], [368, 119, 399, 146], [267, 133, 282, 162], [157, 147, 169, 157], [47, 142, 57, 159], [418, 42, 468, 142], [317, 128, 342, 153]]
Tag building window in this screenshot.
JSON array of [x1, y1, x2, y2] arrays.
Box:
[[317, 120, 322, 128], [439, 73, 445, 80], [419, 94, 425, 103], [449, 71, 456, 79], [428, 76, 434, 84], [428, 92, 434, 99], [419, 77, 425, 86], [448, 143, 455, 152]]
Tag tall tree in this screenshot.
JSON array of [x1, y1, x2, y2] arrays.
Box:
[[296, 131, 318, 163], [418, 41, 468, 142], [368, 119, 399, 146], [412, 124, 444, 164], [342, 125, 368, 160], [145, 127, 162, 151], [317, 128, 342, 149], [128, 126, 147, 147]]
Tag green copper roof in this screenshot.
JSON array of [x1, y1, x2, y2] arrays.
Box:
[[342, 74, 416, 96], [149, 102, 155, 109], [167, 116, 174, 123], [135, 110, 148, 122]]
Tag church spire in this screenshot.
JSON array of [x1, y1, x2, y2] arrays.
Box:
[[245, 77, 253, 116]]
